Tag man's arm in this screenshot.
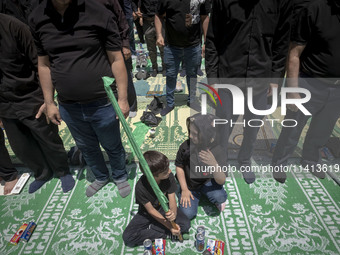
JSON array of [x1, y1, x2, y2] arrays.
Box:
[[37, 56, 61, 125], [286, 43, 306, 83], [155, 14, 164, 47], [106, 50, 129, 118], [285, 43, 306, 111], [200, 15, 209, 57]]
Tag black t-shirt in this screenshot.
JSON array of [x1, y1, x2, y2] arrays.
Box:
[[157, 0, 210, 47], [139, 0, 159, 17], [29, 0, 122, 103], [175, 140, 226, 191], [0, 14, 44, 120], [135, 173, 177, 214], [292, 0, 340, 78]]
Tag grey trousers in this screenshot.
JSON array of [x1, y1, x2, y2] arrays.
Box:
[[143, 18, 164, 70]]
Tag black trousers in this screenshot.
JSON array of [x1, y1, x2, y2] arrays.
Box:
[[0, 129, 18, 181], [216, 88, 268, 165], [272, 75, 340, 166], [1, 116, 70, 181], [123, 207, 191, 247]]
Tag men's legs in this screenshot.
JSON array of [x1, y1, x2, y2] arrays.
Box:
[[183, 44, 201, 106], [127, 17, 136, 55], [88, 104, 128, 181], [83, 101, 130, 197], [236, 89, 268, 184], [300, 83, 340, 177], [2, 118, 55, 193], [2, 118, 52, 181], [134, 19, 145, 44], [22, 116, 71, 178], [143, 19, 158, 72], [0, 128, 18, 182], [22, 115, 74, 192], [161, 45, 183, 116], [272, 76, 331, 181], [59, 100, 111, 197]]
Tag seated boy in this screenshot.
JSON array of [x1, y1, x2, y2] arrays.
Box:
[[123, 151, 190, 247], [176, 114, 228, 220]]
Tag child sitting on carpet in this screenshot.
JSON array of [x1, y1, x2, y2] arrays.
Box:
[[123, 151, 190, 247], [176, 114, 228, 220]]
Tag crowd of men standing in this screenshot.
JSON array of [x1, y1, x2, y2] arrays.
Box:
[[0, 0, 339, 196]]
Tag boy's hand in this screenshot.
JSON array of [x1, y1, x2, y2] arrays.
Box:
[[170, 223, 181, 236], [180, 190, 194, 208], [199, 149, 218, 167], [165, 210, 176, 222]]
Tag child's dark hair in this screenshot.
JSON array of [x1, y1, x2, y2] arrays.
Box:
[[186, 113, 217, 148], [140, 151, 169, 177]]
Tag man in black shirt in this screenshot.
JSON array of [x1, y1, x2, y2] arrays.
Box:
[[135, 0, 164, 77], [272, 0, 340, 182], [205, 0, 292, 184], [0, 13, 74, 193], [30, 0, 130, 197], [123, 151, 190, 246], [155, 0, 210, 116]]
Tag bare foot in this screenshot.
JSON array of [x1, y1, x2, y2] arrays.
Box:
[[4, 177, 19, 195]]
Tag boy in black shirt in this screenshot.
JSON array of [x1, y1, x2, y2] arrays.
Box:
[[123, 151, 190, 247], [176, 114, 227, 220]]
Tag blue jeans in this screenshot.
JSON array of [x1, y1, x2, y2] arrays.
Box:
[[127, 17, 136, 55], [164, 44, 201, 107], [178, 179, 228, 220], [59, 98, 127, 182]]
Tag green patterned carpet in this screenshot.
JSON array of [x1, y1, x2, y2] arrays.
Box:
[[1, 59, 340, 254]]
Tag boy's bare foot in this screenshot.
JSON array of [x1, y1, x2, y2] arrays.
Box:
[[4, 177, 19, 195]]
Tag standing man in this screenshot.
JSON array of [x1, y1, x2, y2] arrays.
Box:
[[136, 0, 165, 77], [205, 0, 292, 184], [272, 0, 340, 183], [0, 13, 74, 193], [155, 0, 210, 116], [29, 0, 131, 197]]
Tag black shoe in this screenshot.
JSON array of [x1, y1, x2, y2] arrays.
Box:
[[161, 105, 174, 116], [162, 69, 166, 77], [180, 69, 186, 77], [151, 69, 158, 77], [273, 171, 287, 183], [197, 68, 204, 76], [240, 165, 256, 184]]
